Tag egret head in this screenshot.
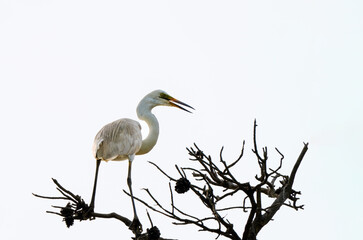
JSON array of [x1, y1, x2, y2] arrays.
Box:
[[141, 90, 194, 113]]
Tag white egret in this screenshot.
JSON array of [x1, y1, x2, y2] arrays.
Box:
[[89, 89, 194, 232]]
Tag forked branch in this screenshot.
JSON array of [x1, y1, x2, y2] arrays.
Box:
[[134, 121, 308, 240], [33, 178, 173, 240], [34, 120, 308, 240]]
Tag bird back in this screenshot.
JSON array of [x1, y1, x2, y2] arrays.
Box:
[[92, 118, 142, 161]]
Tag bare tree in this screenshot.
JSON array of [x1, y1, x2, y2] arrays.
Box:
[[34, 120, 308, 240]]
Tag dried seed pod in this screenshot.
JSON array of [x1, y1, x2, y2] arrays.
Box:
[[175, 177, 191, 194], [147, 226, 160, 240]]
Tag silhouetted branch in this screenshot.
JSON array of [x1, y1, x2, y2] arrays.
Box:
[[33, 178, 173, 240], [35, 120, 308, 240], [134, 120, 308, 240]]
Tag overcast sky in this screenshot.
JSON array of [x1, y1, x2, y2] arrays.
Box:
[[1, 1, 362, 240]]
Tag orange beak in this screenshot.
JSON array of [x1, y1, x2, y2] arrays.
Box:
[[160, 92, 194, 113], [169, 97, 195, 113]]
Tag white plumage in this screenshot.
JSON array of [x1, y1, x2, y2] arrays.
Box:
[[88, 89, 194, 233], [92, 118, 142, 161]]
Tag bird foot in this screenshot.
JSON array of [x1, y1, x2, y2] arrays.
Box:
[[84, 205, 95, 220], [129, 217, 143, 235]]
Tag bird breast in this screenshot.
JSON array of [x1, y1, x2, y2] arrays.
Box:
[[92, 118, 142, 161]]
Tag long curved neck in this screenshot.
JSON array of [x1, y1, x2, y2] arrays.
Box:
[[136, 102, 160, 155]]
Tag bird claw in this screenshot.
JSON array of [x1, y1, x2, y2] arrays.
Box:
[[84, 205, 95, 220], [129, 217, 143, 235]]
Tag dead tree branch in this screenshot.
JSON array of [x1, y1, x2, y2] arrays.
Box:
[[33, 178, 174, 240], [34, 120, 308, 240], [133, 120, 308, 240]]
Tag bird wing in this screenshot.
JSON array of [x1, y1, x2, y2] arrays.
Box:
[[92, 118, 142, 161]]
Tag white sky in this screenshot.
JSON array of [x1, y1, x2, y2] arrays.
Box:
[[1, 1, 362, 239]]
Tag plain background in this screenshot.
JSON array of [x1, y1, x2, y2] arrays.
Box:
[[1, 1, 362, 239]]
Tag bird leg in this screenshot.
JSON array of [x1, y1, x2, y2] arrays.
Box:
[[127, 156, 142, 234], [89, 159, 101, 213]]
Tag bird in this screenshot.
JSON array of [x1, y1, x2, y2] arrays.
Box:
[[89, 89, 194, 232]]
